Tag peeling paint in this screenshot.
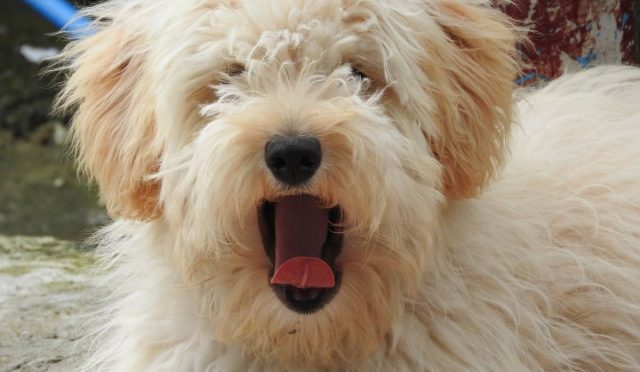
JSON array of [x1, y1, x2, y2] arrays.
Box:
[[497, 0, 637, 84]]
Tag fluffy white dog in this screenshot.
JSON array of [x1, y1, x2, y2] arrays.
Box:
[[57, 0, 640, 370]]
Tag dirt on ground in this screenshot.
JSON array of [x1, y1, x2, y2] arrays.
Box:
[[0, 138, 109, 241]]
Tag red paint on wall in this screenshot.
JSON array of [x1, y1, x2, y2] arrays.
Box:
[[496, 0, 637, 84], [616, 0, 636, 62]]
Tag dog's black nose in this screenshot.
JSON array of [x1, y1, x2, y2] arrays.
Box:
[[265, 135, 322, 185]]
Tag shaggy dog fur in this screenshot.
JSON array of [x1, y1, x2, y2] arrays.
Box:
[[57, 0, 640, 370]]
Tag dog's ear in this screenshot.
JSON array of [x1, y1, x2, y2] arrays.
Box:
[[423, 1, 519, 199], [57, 21, 162, 220]]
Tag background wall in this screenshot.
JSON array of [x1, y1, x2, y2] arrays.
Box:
[[498, 0, 638, 84]]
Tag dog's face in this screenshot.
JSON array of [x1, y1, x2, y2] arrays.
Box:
[[60, 0, 516, 368]]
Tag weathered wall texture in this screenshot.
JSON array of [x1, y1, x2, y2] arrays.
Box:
[[497, 0, 638, 84]]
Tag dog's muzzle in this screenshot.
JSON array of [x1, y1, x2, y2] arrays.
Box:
[[258, 195, 343, 314]]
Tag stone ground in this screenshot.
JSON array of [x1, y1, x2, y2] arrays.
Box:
[[0, 236, 96, 371]]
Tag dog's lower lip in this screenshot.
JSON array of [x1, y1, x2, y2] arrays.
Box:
[[258, 198, 343, 314], [289, 287, 323, 302]]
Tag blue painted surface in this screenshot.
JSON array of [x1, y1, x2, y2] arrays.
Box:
[[515, 72, 549, 85], [621, 12, 630, 30], [575, 51, 598, 67], [22, 0, 91, 37]]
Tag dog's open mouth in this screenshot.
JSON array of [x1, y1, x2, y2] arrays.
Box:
[[258, 195, 343, 314]]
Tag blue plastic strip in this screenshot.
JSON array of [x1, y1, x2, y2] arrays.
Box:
[[22, 0, 92, 37]]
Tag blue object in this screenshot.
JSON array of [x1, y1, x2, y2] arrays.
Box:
[[514, 72, 549, 86], [575, 51, 598, 68], [22, 0, 92, 37]]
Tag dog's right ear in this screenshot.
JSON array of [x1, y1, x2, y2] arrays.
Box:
[[56, 20, 162, 220]]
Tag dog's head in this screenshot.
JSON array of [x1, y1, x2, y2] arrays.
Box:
[[59, 0, 517, 368]]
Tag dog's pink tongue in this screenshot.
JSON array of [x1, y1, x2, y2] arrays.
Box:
[[270, 195, 334, 289]]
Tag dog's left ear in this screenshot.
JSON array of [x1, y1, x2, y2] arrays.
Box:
[[422, 1, 519, 199]]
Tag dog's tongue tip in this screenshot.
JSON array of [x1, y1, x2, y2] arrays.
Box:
[[271, 257, 335, 288]]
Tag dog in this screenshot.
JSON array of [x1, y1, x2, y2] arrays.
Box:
[[57, 0, 640, 370]]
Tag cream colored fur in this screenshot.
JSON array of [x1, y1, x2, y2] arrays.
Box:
[[57, 0, 640, 370]]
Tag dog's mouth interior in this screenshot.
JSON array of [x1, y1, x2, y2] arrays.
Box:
[[259, 195, 343, 314]]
